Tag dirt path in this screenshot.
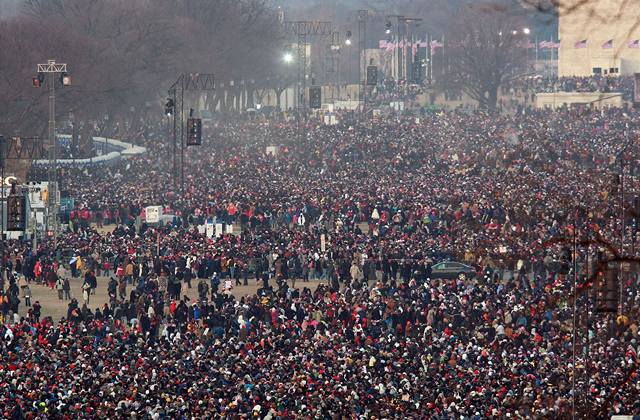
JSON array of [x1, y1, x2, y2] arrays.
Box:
[[17, 276, 326, 320]]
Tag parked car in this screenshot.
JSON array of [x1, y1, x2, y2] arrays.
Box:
[[430, 261, 476, 279]]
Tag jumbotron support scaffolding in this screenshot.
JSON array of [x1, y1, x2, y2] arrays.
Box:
[[168, 73, 215, 196], [283, 21, 333, 109]]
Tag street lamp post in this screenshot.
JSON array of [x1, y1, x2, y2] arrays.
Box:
[[35, 59, 70, 238], [330, 43, 341, 100], [522, 27, 533, 73], [345, 31, 353, 92], [358, 9, 367, 108], [283, 51, 294, 111]]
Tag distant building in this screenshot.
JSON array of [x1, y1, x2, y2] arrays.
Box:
[[558, 0, 640, 76]]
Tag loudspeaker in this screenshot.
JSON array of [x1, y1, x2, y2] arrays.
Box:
[[186, 118, 202, 146], [7, 194, 26, 231], [309, 86, 321, 109], [366, 65, 378, 86]]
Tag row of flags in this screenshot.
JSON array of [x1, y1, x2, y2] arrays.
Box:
[[574, 39, 640, 49], [378, 39, 559, 52], [378, 40, 444, 55], [378, 39, 640, 52], [538, 41, 561, 49]]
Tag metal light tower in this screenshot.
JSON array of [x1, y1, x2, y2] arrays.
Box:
[[325, 31, 341, 101], [168, 73, 215, 196], [35, 59, 69, 236], [358, 10, 367, 108]]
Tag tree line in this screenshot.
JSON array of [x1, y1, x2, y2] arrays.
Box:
[[0, 0, 288, 140]]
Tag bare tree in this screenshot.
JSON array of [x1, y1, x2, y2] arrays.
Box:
[[161, 0, 283, 113], [445, 3, 527, 109], [0, 0, 286, 144]]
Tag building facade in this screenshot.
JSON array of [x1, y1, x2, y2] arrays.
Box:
[[558, 0, 640, 76]]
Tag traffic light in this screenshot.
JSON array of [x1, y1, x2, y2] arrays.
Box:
[[6, 193, 26, 231], [165, 98, 175, 116], [366, 65, 378, 86], [309, 86, 321, 109], [186, 118, 202, 146], [32, 72, 44, 88]]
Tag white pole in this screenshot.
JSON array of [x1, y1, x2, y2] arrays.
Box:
[[48, 68, 56, 236]]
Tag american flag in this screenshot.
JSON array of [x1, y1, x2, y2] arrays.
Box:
[[385, 41, 395, 52], [602, 39, 613, 49], [629, 39, 640, 49], [378, 40, 397, 52], [574, 39, 587, 49]]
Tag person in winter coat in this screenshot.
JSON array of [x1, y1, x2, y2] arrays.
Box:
[[23, 284, 31, 307], [63, 278, 71, 300], [56, 277, 64, 299], [197, 279, 209, 301], [34, 260, 43, 284], [350, 261, 363, 283], [82, 280, 91, 305]]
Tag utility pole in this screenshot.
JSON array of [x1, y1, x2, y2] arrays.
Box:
[[36, 59, 69, 238]]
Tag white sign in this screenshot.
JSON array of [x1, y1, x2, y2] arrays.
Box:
[[320, 234, 326, 252], [206, 223, 215, 238], [145, 206, 162, 223], [226, 224, 234, 234], [323, 114, 338, 125], [24, 182, 48, 209], [215, 223, 223, 238], [390, 101, 405, 111]]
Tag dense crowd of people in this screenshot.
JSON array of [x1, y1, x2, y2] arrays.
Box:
[[2, 101, 640, 417], [514, 75, 636, 101]]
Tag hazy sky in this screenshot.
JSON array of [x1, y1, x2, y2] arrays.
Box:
[[0, 0, 20, 19]]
